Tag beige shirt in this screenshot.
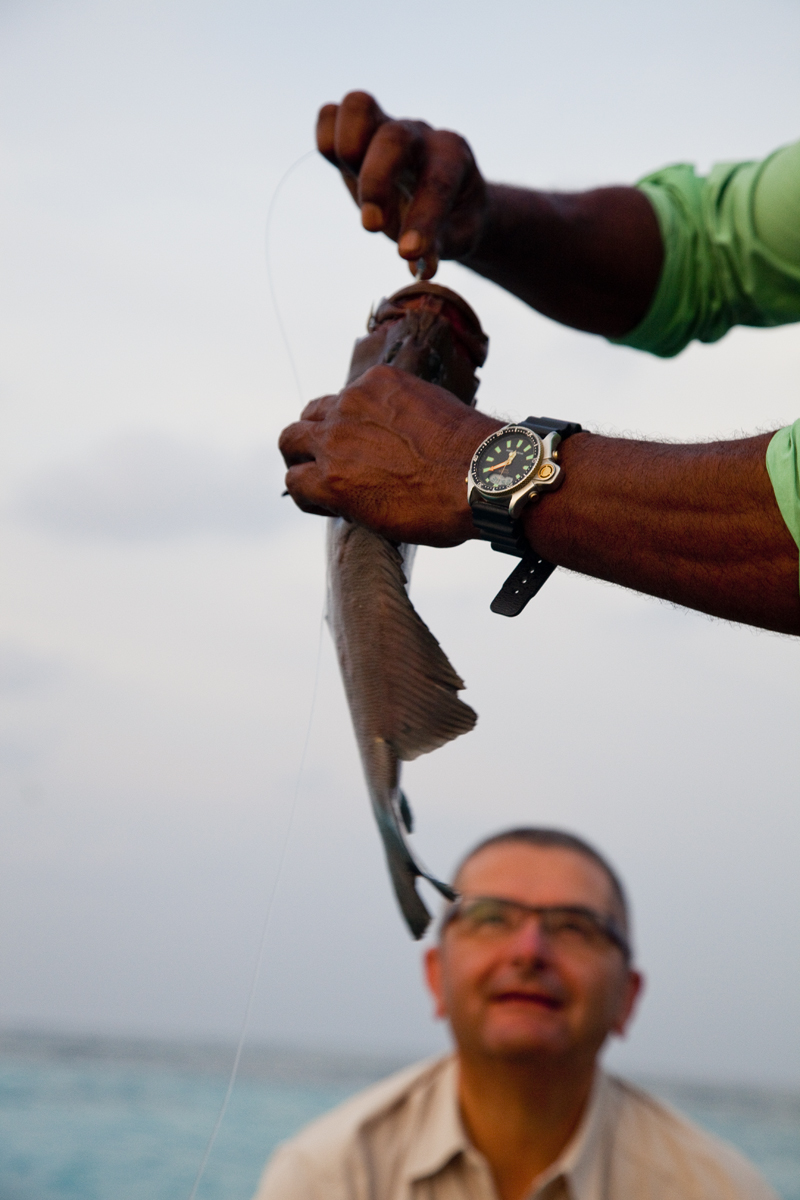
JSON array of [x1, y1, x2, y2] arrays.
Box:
[[252, 1056, 778, 1200]]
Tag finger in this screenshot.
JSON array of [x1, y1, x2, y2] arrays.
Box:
[[317, 102, 359, 203], [407, 253, 440, 280], [357, 120, 419, 234], [278, 419, 322, 467], [284, 461, 339, 517], [316, 103, 339, 165], [333, 91, 389, 179], [397, 130, 473, 260], [300, 393, 337, 421]]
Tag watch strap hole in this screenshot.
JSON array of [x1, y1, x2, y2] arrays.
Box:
[[490, 553, 558, 617]]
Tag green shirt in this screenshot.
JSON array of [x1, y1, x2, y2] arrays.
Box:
[[612, 140, 800, 560]]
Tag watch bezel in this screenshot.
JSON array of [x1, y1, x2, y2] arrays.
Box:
[[469, 425, 543, 497]]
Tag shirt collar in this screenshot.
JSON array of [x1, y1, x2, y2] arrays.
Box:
[[405, 1056, 471, 1182], [527, 1070, 613, 1200], [405, 1059, 614, 1200]]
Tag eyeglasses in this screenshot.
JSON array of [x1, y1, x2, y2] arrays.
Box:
[[441, 895, 631, 961]]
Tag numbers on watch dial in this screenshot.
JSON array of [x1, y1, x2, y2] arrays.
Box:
[[473, 433, 540, 494]]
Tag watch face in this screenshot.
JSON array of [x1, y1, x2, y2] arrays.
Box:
[[472, 428, 541, 494]]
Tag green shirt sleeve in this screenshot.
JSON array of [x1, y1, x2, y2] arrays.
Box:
[[612, 140, 800, 358], [767, 421, 800, 555]]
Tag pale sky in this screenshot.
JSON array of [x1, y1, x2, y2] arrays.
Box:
[[1, 0, 799, 1086]]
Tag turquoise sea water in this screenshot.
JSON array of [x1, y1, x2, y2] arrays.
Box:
[[0, 1034, 798, 1200]]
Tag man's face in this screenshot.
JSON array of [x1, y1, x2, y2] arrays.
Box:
[[424, 843, 642, 1066]]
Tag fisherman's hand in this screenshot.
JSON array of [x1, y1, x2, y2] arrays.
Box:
[[279, 366, 501, 545], [317, 92, 488, 280]]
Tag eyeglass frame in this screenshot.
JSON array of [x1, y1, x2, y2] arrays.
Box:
[[439, 894, 632, 963]]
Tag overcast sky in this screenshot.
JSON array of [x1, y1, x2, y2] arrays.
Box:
[[1, 0, 800, 1088]]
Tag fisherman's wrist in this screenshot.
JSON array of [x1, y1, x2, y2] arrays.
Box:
[[456, 183, 503, 269]]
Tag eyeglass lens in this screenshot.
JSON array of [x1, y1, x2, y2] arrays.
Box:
[[451, 898, 627, 957]]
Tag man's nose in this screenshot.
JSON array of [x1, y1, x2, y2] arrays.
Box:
[[507, 915, 554, 964]]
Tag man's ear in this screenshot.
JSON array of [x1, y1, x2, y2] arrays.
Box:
[[612, 969, 644, 1037], [424, 945, 448, 1020]]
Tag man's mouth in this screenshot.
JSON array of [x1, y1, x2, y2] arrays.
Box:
[[491, 991, 563, 1011]]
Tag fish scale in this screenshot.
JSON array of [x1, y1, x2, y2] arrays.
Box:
[[326, 284, 489, 937]]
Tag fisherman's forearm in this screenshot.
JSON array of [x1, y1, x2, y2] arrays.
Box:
[[521, 432, 800, 634], [279, 370, 800, 633], [462, 184, 664, 338]]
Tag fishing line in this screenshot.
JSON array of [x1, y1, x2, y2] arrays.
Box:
[[187, 149, 322, 1200], [264, 149, 316, 406], [187, 609, 325, 1200]]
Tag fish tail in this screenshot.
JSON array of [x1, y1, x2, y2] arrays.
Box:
[[385, 851, 434, 940], [375, 789, 457, 938], [419, 871, 458, 904]]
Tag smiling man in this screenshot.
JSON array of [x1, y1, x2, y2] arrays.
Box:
[[252, 829, 776, 1200]]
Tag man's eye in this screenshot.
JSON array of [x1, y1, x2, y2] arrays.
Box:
[[469, 905, 509, 927], [549, 915, 594, 938]]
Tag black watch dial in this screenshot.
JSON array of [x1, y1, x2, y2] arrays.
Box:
[[472, 429, 541, 495]]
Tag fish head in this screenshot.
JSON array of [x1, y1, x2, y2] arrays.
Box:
[[346, 282, 489, 406]]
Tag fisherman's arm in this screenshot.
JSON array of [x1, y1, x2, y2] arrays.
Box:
[[303, 109, 800, 630], [526, 428, 800, 634], [471, 143, 800, 350], [280, 371, 800, 636], [319, 95, 800, 348], [317, 92, 662, 336], [524, 139, 800, 630]]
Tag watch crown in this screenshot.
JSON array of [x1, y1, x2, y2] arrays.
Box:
[[538, 463, 555, 480]]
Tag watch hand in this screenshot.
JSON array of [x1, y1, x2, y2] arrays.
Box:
[[489, 452, 516, 472]]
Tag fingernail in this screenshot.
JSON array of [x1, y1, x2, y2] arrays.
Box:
[[409, 255, 439, 281], [399, 229, 422, 256], [361, 202, 383, 231]]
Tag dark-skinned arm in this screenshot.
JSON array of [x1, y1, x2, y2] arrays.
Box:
[[279, 368, 800, 636], [462, 184, 662, 337], [526, 429, 800, 633], [317, 91, 663, 337]]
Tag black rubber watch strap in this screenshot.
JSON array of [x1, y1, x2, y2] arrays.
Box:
[[525, 417, 583, 440], [470, 499, 527, 555], [490, 551, 557, 617], [468, 415, 582, 616]]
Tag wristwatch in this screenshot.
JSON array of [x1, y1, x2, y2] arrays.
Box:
[[467, 416, 582, 617]]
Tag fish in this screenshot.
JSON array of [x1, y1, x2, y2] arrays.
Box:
[[326, 284, 489, 937]]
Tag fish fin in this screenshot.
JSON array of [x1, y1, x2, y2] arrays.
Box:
[[328, 522, 477, 762], [425, 875, 458, 903], [399, 790, 413, 833], [373, 536, 478, 761]]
